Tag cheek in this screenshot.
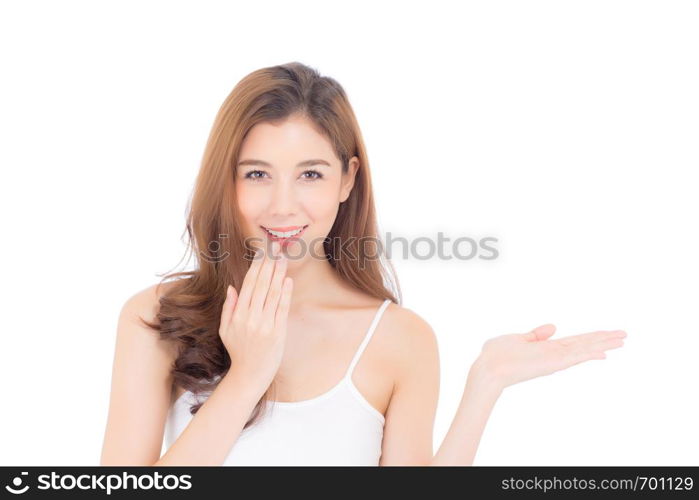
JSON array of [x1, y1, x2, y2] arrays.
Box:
[[235, 185, 264, 228], [301, 187, 341, 222]]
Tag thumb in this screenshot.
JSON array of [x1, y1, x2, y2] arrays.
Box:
[[522, 323, 556, 342]]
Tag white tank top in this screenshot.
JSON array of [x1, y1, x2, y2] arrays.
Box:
[[163, 299, 391, 465]]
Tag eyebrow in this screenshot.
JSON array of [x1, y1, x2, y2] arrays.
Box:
[[237, 158, 331, 168]]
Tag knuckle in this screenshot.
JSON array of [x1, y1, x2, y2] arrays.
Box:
[[230, 315, 243, 329], [246, 318, 258, 332]]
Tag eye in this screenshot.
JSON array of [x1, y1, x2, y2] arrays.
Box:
[[302, 170, 324, 181], [242, 169, 324, 182], [244, 170, 268, 181]]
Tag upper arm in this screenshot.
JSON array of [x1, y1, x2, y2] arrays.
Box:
[[379, 307, 440, 466], [100, 283, 179, 466]]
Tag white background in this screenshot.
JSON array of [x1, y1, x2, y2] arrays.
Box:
[[1, 0, 697, 465]]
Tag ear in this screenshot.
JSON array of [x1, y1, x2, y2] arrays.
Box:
[[340, 156, 359, 203]]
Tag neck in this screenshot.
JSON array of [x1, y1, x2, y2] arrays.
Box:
[[284, 253, 344, 311]]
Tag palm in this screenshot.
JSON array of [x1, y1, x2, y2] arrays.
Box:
[[477, 324, 627, 389]]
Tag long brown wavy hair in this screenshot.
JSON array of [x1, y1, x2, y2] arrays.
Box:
[[140, 61, 401, 429]]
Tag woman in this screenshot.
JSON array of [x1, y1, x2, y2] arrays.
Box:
[[100, 62, 627, 466]]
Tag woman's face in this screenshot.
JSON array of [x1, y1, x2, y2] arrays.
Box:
[[235, 113, 358, 262]]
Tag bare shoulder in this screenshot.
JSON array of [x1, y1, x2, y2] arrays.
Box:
[[381, 302, 439, 351], [118, 280, 186, 365], [101, 279, 184, 465], [377, 302, 440, 378], [373, 303, 441, 466], [120, 280, 179, 326]]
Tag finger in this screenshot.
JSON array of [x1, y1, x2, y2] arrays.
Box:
[[261, 251, 288, 328], [274, 277, 293, 333], [236, 246, 265, 313], [568, 336, 625, 366], [220, 285, 238, 330], [522, 323, 556, 342], [249, 241, 280, 322], [588, 336, 626, 353], [568, 349, 607, 367], [557, 330, 626, 347]]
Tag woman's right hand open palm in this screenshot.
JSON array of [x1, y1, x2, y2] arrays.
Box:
[[219, 241, 293, 387]]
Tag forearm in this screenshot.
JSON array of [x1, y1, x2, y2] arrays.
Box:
[[154, 369, 267, 466], [430, 362, 503, 466]]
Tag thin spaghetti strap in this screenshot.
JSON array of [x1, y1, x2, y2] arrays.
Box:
[[343, 299, 392, 380]]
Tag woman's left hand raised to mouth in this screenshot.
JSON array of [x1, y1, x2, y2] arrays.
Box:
[[470, 324, 628, 392]]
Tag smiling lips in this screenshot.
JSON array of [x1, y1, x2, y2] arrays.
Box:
[[261, 225, 308, 242]]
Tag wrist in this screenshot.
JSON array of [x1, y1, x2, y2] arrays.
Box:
[[223, 366, 272, 400], [467, 357, 505, 396]]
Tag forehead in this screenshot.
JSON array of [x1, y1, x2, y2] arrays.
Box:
[[238, 115, 338, 165]]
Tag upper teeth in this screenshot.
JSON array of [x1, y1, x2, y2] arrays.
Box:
[[264, 226, 304, 238]]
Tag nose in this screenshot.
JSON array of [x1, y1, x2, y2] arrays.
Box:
[[268, 177, 298, 217]]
